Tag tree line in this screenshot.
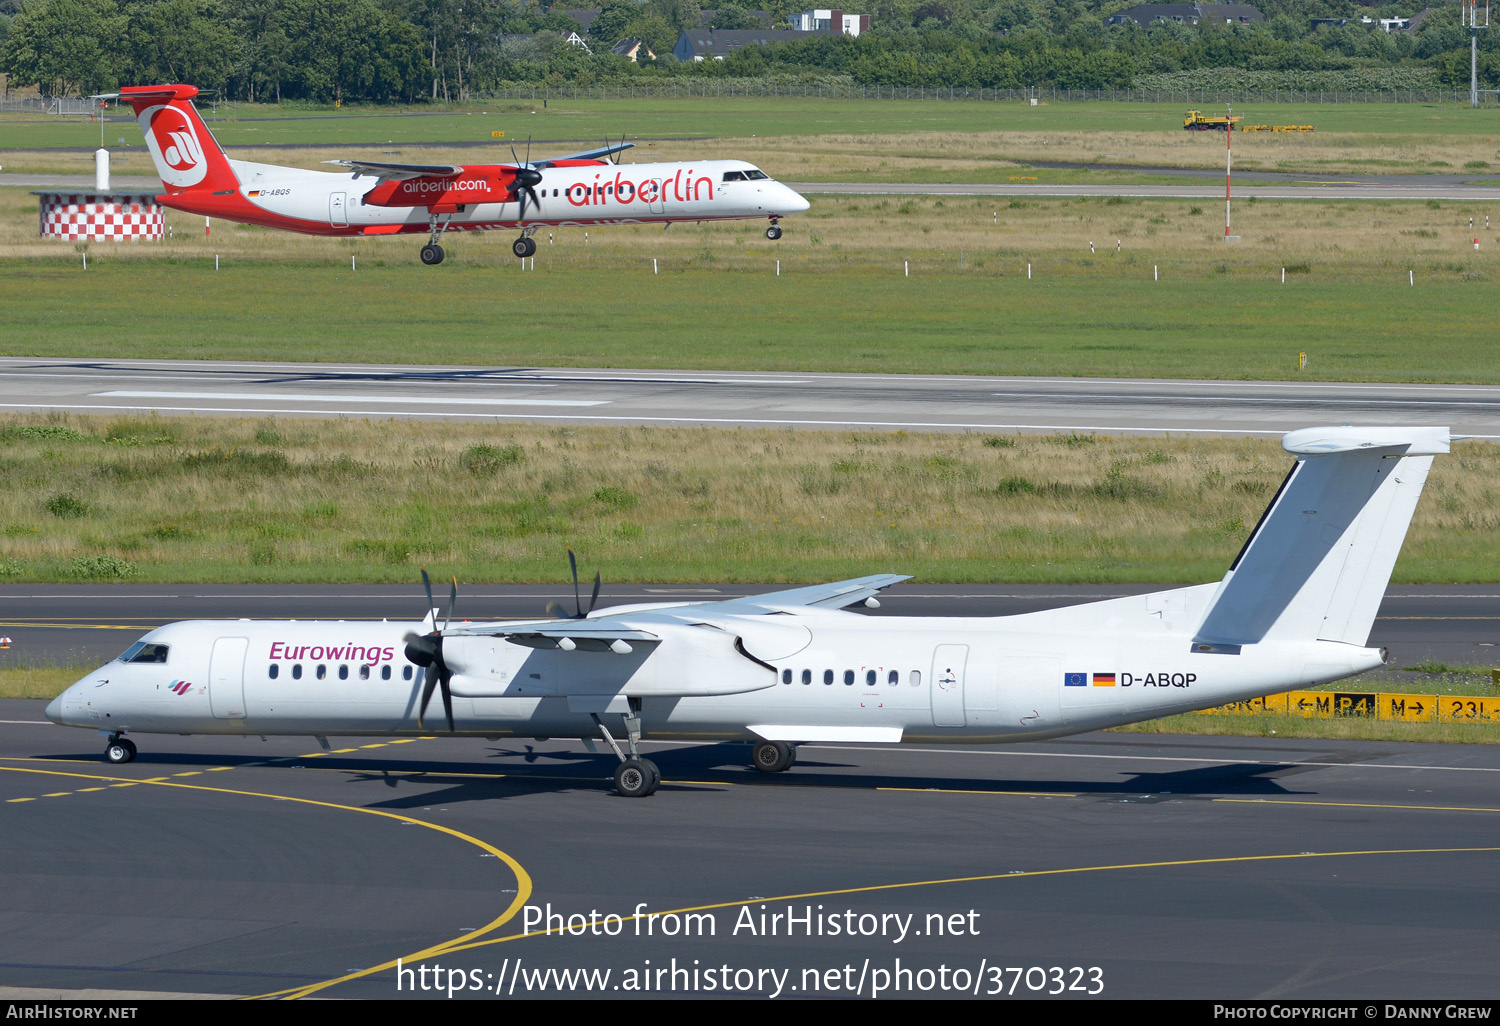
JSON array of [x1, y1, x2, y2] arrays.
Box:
[[0, 0, 1492, 103]]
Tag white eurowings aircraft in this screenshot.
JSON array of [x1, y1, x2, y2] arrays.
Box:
[[46, 426, 1447, 797], [111, 84, 810, 265]]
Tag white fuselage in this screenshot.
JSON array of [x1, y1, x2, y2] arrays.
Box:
[[230, 158, 809, 234], [46, 597, 1383, 746]]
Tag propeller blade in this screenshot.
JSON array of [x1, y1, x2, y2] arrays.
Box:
[[445, 576, 457, 631], [568, 547, 581, 617], [545, 600, 570, 619], [439, 668, 454, 733], [420, 567, 435, 617], [588, 571, 601, 616], [418, 666, 439, 728]]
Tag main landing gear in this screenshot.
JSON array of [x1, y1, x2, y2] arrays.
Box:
[[512, 227, 538, 259], [593, 704, 659, 797], [104, 733, 136, 765], [752, 740, 796, 774], [420, 212, 453, 265], [765, 219, 783, 241]]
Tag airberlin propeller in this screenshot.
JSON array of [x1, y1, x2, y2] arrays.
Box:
[[506, 141, 544, 220], [403, 568, 458, 732]]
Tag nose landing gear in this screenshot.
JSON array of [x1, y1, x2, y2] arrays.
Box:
[[765, 219, 783, 241], [512, 228, 538, 259], [104, 734, 136, 765]]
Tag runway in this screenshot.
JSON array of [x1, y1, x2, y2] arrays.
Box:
[[8, 172, 1500, 202], [5, 709, 1500, 999], [2, 583, 1494, 678], [3, 358, 1499, 437]]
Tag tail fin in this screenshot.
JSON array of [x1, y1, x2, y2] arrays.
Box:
[[120, 85, 239, 194], [1193, 426, 1448, 649]]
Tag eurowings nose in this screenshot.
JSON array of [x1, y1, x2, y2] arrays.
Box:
[[45, 671, 103, 726]]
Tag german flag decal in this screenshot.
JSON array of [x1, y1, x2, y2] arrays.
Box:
[[1092, 673, 1116, 686]]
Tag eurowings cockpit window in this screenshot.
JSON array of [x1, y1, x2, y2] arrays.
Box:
[[119, 642, 170, 663]]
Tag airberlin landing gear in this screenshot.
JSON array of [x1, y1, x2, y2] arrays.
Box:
[[104, 734, 136, 765], [752, 740, 796, 773], [766, 219, 783, 241], [420, 213, 452, 265], [512, 227, 538, 259], [592, 705, 659, 797]]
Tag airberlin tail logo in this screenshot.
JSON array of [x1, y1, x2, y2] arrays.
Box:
[[140, 104, 209, 187]]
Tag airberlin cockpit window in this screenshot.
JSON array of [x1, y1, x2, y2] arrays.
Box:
[[119, 642, 170, 663], [722, 171, 746, 182], [744, 169, 769, 180]]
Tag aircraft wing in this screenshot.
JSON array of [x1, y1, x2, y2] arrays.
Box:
[[324, 160, 465, 180], [477, 624, 660, 653], [528, 142, 634, 168], [711, 574, 912, 613]]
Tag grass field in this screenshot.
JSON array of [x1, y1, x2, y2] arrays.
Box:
[[0, 414, 1495, 585], [8, 99, 1500, 151], [4, 184, 1499, 381], [7, 97, 1500, 183]]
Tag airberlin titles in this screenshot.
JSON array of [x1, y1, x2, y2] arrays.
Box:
[[368, 168, 715, 209]]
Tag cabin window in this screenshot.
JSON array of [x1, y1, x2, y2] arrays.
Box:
[[843, 669, 854, 685], [316, 664, 327, 680], [867, 669, 877, 686], [801, 669, 811, 685], [403, 666, 413, 680], [269, 664, 279, 679], [359, 664, 370, 680], [782, 668, 792, 684], [292, 664, 303, 680], [888, 670, 899, 686], [823, 669, 834, 685], [338, 665, 348, 680], [381, 665, 392, 681], [910, 670, 921, 687]]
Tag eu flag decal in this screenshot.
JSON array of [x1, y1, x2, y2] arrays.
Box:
[[1065, 672, 1087, 687]]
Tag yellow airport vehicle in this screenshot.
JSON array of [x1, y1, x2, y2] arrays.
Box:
[[1184, 108, 1243, 131]]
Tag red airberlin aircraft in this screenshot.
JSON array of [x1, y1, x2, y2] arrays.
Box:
[[115, 84, 810, 264]]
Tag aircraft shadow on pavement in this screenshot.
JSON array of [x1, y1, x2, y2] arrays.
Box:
[[32, 744, 1315, 807]]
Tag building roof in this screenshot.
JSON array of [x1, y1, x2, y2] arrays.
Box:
[[558, 9, 600, 32]]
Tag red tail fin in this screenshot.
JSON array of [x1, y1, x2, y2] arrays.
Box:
[[120, 85, 238, 194]]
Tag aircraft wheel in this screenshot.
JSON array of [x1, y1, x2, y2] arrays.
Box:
[[105, 738, 136, 765], [513, 237, 536, 258], [614, 759, 656, 798], [752, 740, 794, 773], [765, 223, 783, 241], [420, 244, 445, 265], [642, 758, 661, 787]]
